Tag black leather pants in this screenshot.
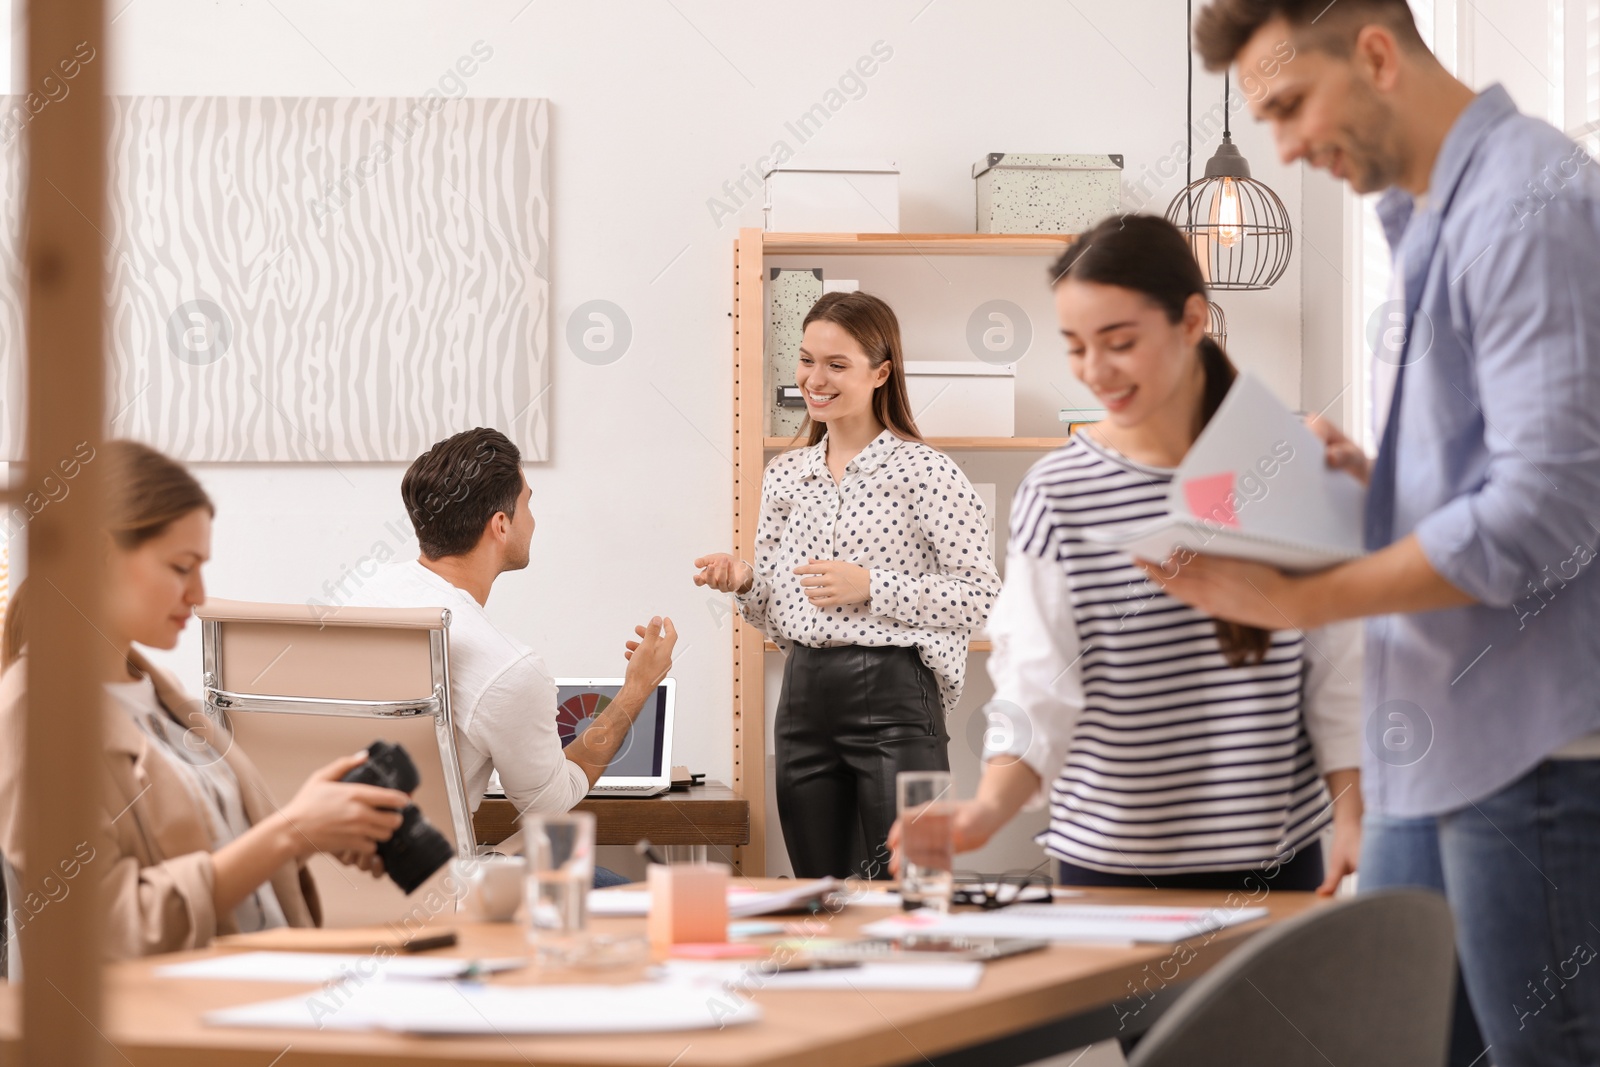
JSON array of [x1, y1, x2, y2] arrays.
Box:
[[775, 644, 950, 880]]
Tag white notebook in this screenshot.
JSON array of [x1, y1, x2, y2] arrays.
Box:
[[860, 904, 1269, 946], [1081, 373, 1365, 573]]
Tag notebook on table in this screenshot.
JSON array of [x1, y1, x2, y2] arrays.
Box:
[[1081, 372, 1366, 573], [486, 678, 675, 799]]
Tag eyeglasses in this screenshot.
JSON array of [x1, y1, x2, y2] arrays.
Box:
[[949, 869, 1054, 911]]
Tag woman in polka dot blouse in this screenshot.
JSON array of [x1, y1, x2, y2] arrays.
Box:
[[695, 292, 1000, 880]]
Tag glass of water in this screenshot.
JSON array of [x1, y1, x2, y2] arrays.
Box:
[[897, 770, 956, 913], [523, 811, 596, 965]]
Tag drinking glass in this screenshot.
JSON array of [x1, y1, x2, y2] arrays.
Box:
[[523, 811, 596, 965], [896, 770, 956, 913]]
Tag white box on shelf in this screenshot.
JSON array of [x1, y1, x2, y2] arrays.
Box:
[[904, 361, 1015, 438], [763, 161, 899, 233], [972, 153, 1123, 234]]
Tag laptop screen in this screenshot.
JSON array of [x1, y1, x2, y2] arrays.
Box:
[[554, 682, 668, 779]]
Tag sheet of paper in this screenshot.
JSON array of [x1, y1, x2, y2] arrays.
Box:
[[840, 889, 903, 908], [204, 979, 761, 1034], [1082, 517, 1363, 572], [155, 951, 501, 984], [1082, 373, 1365, 570], [1174, 373, 1364, 549], [860, 904, 1269, 945], [587, 889, 651, 917], [657, 960, 985, 991]]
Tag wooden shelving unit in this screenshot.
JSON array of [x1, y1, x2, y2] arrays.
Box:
[[730, 229, 1076, 875], [762, 232, 1077, 256], [764, 639, 993, 653], [766, 436, 1068, 452]]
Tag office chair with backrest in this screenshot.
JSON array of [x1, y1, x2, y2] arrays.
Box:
[[1127, 889, 1457, 1067], [1, 849, 14, 980], [195, 598, 475, 928]]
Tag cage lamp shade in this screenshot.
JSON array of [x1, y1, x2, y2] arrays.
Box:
[[1206, 300, 1227, 349], [1165, 133, 1293, 291]]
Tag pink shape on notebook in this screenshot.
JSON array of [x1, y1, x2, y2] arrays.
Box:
[[1183, 472, 1239, 528]]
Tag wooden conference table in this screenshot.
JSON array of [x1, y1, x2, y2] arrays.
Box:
[[0, 882, 1326, 1067]]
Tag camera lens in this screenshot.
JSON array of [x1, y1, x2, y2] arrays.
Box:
[[340, 741, 454, 894]]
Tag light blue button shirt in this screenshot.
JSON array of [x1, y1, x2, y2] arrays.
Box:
[[1364, 85, 1600, 817]]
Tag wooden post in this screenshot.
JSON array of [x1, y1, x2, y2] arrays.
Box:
[[730, 229, 767, 875], [20, 0, 106, 1063]]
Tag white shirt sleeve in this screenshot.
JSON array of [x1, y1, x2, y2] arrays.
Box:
[[469, 653, 589, 818], [984, 548, 1085, 808], [1300, 619, 1364, 774]]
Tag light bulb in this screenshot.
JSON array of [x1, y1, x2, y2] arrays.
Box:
[[1216, 177, 1243, 248]]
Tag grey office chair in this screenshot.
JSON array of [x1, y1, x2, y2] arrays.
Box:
[[1128, 890, 1457, 1067], [0, 849, 11, 980]]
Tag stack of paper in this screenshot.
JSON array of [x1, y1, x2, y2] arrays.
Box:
[[204, 979, 761, 1034], [589, 878, 844, 918], [1081, 373, 1365, 572], [861, 904, 1269, 946]]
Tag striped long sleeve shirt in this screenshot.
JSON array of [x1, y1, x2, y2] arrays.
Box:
[[985, 434, 1362, 875]]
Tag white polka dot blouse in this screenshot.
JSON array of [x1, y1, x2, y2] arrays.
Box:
[[734, 428, 1001, 715]]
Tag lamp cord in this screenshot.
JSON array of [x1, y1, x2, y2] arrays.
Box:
[[1224, 70, 1230, 137], [1186, 0, 1192, 188]]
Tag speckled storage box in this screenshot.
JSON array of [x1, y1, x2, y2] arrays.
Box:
[[973, 153, 1124, 234], [766, 268, 823, 436]]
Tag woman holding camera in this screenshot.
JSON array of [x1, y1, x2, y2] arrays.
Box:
[[0, 441, 411, 959], [695, 291, 1001, 880]]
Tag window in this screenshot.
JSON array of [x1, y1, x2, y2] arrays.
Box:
[[1347, 0, 1600, 450], [1347, 1, 1452, 451]]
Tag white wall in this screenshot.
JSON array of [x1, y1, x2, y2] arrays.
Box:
[[105, 0, 1312, 874]]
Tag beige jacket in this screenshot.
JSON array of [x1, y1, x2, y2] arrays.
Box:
[[0, 650, 320, 959]]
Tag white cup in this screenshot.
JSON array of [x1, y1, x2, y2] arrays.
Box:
[[453, 855, 526, 922]]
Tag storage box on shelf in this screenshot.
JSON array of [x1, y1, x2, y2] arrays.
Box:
[[762, 161, 900, 233], [972, 153, 1124, 234]]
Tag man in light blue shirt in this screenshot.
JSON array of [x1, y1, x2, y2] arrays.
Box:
[[1151, 2, 1600, 1065]]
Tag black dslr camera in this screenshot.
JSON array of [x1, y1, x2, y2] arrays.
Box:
[[340, 740, 454, 894]]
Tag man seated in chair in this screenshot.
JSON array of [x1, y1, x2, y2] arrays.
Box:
[[343, 426, 676, 827]]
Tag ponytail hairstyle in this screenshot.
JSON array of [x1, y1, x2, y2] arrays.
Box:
[[799, 291, 925, 447], [1048, 214, 1272, 667], [0, 440, 214, 672]]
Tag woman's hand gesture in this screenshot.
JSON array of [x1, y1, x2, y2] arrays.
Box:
[[694, 553, 754, 594]]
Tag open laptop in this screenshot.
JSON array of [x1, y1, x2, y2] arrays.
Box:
[[485, 678, 675, 799]]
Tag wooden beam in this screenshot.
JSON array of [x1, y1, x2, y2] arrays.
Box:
[[20, 0, 106, 1064], [761, 232, 1076, 256], [730, 229, 767, 875]]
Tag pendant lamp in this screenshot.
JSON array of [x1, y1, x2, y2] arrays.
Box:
[[1206, 300, 1227, 348], [1166, 1, 1293, 291]]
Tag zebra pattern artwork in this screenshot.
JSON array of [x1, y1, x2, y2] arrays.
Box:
[[0, 94, 550, 463]]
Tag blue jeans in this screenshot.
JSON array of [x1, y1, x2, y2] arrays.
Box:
[[1362, 759, 1600, 1067], [593, 865, 630, 889]]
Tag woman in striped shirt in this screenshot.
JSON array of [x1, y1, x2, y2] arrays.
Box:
[[919, 215, 1363, 893]]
